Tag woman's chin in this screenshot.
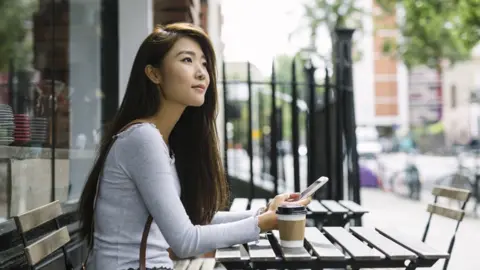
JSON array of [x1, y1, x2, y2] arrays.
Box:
[[189, 97, 205, 107]]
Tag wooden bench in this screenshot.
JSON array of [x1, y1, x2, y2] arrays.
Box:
[[13, 200, 73, 270], [173, 258, 216, 270], [216, 226, 448, 270], [230, 197, 369, 226]]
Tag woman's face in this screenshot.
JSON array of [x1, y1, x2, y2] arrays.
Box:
[[147, 37, 210, 107]]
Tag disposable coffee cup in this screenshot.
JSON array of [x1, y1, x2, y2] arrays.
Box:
[[276, 204, 307, 248]]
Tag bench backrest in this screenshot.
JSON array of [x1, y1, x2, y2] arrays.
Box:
[[13, 200, 72, 269]]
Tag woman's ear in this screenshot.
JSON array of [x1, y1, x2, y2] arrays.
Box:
[[145, 65, 162, 84]]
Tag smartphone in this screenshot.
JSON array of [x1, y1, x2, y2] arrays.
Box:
[[299, 176, 329, 200]]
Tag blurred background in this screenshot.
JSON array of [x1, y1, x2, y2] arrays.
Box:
[[0, 0, 479, 268]]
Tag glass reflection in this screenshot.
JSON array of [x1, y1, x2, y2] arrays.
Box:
[[0, 0, 102, 220]]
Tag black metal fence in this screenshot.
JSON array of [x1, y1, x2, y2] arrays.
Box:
[[222, 29, 361, 205]]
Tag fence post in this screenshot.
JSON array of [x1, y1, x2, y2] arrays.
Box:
[[291, 60, 301, 192], [247, 62, 255, 199], [324, 67, 332, 194], [305, 59, 317, 186], [222, 61, 229, 178], [277, 107, 286, 188], [334, 28, 361, 208], [270, 61, 279, 196], [258, 89, 265, 176]]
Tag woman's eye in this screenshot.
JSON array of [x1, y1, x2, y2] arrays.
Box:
[[182, 57, 193, 63], [202, 62, 208, 67]]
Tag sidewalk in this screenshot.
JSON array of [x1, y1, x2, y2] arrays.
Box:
[[360, 188, 480, 270]]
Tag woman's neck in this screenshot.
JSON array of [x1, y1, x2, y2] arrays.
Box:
[[148, 102, 185, 144]]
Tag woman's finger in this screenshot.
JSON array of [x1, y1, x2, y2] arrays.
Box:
[[278, 193, 291, 201], [298, 197, 312, 206], [284, 196, 311, 206], [288, 193, 301, 199]]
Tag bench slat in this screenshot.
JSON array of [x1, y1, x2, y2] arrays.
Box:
[[247, 235, 277, 261], [185, 258, 203, 270], [174, 259, 191, 270], [321, 200, 349, 214], [229, 198, 249, 212], [323, 227, 381, 261], [199, 258, 216, 270], [307, 200, 329, 214], [215, 244, 243, 262], [271, 230, 312, 261], [350, 227, 417, 260], [339, 200, 369, 214], [25, 226, 71, 265], [376, 227, 449, 259], [432, 186, 471, 201], [15, 200, 62, 233], [427, 203, 465, 221], [304, 227, 345, 261], [250, 199, 267, 212]]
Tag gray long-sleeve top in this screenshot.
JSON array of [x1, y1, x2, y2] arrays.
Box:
[[93, 123, 261, 270]]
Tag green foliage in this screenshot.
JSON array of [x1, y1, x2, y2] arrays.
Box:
[[297, 0, 368, 60], [379, 0, 478, 70], [302, 0, 367, 35], [273, 54, 310, 141], [274, 54, 306, 92], [0, 0, 36, 71], [455, 0, 480, 48]]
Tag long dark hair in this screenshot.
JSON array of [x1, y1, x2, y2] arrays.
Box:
[[78, 23, 228, 244]]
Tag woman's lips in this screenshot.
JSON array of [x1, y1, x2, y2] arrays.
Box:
[[192, 84, 206, 93]]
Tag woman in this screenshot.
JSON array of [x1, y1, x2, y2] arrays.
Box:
[[78, 23, 311, 270]]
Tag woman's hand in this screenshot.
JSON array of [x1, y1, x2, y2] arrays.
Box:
[[267, 193, 312, 212], [257, 210, 278, 232], [257, 193, 312, 232]]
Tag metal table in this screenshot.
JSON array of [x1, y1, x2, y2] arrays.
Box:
[[215, 226, 448, 270]]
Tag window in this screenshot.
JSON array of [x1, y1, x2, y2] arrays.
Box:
[[0, 0, 115, 221]]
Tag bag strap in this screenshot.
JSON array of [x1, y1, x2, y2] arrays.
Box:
[[139, 215, 154, 270], [82, 121, 154, 270]]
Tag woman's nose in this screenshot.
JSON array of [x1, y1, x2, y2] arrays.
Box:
[[196, 69, 206, 80]]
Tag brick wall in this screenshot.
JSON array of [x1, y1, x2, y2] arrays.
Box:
[[373, 0, 398, 118]]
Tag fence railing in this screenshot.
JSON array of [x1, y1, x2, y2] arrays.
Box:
[[222, 29, 361, 207]]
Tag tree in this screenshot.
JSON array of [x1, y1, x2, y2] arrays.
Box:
[[273, 54, 308, 142], [379, 0, 476, 69], [0, 0, 36, 71], [455, 0, 480, 48], [274, 54, 306, 91], [294, 0, 367, 61]]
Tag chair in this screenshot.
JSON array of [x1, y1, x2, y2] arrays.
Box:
[[422, 185, 471, 270], [13, 200, 73, 270]]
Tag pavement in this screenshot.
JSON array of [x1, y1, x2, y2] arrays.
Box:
[[360, 188, 480, 270]]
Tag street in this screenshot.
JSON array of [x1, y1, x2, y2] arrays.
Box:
[[228, 150, 479, 193]]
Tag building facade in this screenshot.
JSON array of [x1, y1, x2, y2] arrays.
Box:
[[442, 57, 480, 145], [0, 0, 223, 221], [353, 0, 409, 135]]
